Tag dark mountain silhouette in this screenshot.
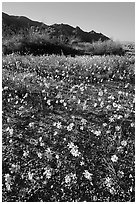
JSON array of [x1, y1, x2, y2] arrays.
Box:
[[2, 12, 47, 30], [2, 12, 110, 43], [3, 12, 125, 57]]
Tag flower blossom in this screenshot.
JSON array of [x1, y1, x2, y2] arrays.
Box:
[[111, 155, 118, 162], [83, 170, 93, 181]]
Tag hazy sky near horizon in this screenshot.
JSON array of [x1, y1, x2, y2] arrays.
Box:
[[2, 2, 135, 42]]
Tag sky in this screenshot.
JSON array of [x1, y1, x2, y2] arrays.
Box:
[[2, 2, 135, 42]]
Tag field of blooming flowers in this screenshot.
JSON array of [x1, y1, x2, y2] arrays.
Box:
[[2, 53, 135, 202]]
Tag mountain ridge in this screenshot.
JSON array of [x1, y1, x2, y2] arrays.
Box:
[[2, 12, 110, 43]]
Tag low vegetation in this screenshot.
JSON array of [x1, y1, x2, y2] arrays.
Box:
[[2, 53, 135, 201], [73, 40, 125, 55], [3, 28, 125, 56], [2, 31, 81, 56]]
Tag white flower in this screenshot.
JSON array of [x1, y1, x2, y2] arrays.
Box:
[[117, 104, 122, 110], [70, 148, 81, 157], [39, 137, 42, 142], [100, 101, 104, 107], [113, 102, 117, 108], [45, 148, 53, 159], [56, 121, 62, 129], [43, 167, 52, 179], [44, 83, 49, 88], [115, 126, 121, 131], [6, 183, 11, 191], [56, 92, 61, 99], [80, 86, 84, 92], [111, 155, 118, 162], [53, 131, 58, 136], [60, 99, 64, 103], [29, 122, 35, 128], [3, 86, 8, 90], [81, 118, 87, 125], [117, 146, 123, 153], [80, 126, 84, 130], [83, 170, 93, 181], [68, 142, 80, 157], [5, 174, 11, 182], [55, 154, 59, 159], [7, 117, 10, 123], [94, 130, 101, 136], [104, 177, 112, 188], [121, 140, 127, 147], [42, 89, 46, 93], [23, 93, 28, 98], [117, 170, 124, 178], [23, 150, 29, 157], [53, 122, 57, 126], [77, 99, 81, 104], [98, 91, 103, 96], [130, 186, 133, 192], [93, 195, 97, 201], [109, 95, 115, 100], [6, 127, 13, 135], [65, 173, 76, 184], [94, 103, 97, 107], [15, 100, 18, 104], [106, 105, 111, 110], [71, 173, 76, 180], [131, 122, 134, 127], [117, 115, 123, 119], [65, 174, 71, 183], [5, 174, 12, 191], [83, 101, 87, 110], [67, 142, 75, 149], [80, 161, 85, 166], [118, 91, 122, 95], [109, 117, 114, 122], [67, 123, 74, 131], [125, 83, 129, 88], [9, 128, 14, 136], [109, 187, 116, 195], [63, 102, 67, 107], [47, 99, 51, 105], [37, 152, 42, 159], [28, 172, 33, 180]]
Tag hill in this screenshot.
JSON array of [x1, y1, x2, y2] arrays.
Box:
[[2, 12, 125, 56], [2, 12, 47, 31], [2, 12, 109, 43]]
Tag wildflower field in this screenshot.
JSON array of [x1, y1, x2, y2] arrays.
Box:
[[2, 53, 135, 201]]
